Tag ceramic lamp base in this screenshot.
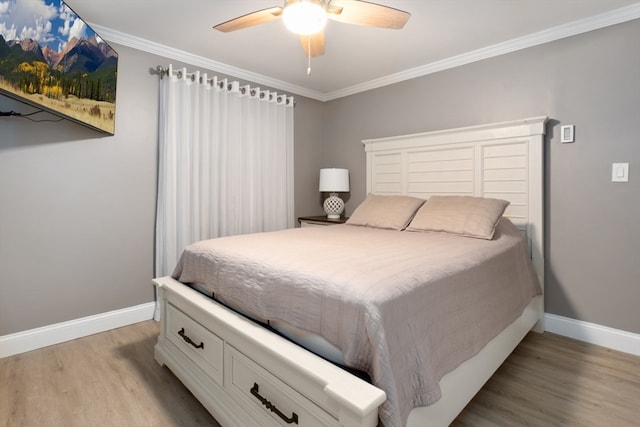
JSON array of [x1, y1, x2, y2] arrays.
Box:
[[323, 193, 344, 219]]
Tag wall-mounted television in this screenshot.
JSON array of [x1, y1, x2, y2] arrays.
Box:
[[0, 0, 118, 134]]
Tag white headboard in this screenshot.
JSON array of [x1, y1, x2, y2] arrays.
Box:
[[362, 116, 547, 293]]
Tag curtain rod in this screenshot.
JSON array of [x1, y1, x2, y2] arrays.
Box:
[[155, 65, 294, 106]]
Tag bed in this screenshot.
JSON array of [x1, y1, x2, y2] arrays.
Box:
[[153, 116, 548, 427]]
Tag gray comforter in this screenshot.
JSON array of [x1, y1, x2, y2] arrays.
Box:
[[173, 218, 541, 427]]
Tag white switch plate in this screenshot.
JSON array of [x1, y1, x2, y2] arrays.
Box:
[[611, 163, 629, 182], [560, 125, 575, 143]]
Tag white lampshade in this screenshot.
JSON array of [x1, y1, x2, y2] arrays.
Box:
[[319, 168, 349, 192]]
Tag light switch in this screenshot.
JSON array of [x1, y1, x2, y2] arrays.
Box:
[[560, 125, 575, 143], [611, 163, 629, 182]]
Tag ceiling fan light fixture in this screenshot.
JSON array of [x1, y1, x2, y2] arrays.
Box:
[[282, 0, 327, 35]]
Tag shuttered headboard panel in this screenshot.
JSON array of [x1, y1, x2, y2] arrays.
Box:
[[362, 116, 547, 292]]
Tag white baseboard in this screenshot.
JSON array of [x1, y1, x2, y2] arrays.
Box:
[[0, 302, 156, 359], [544, 313, 640, 356], [2, 306, 637, 359]]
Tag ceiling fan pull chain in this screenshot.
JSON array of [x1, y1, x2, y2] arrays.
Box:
[[307, 35, 312, 75]]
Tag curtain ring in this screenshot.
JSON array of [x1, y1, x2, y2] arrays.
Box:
[[155, 65, 295, 106]]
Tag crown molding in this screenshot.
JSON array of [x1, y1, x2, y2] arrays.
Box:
[[324, 4, 640, 100], [89, 24, 327, 101], [90, 3, 639, 103]]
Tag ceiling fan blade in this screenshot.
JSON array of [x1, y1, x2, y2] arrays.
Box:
[[327, 0, 410, 29], [300, 31, 325, 57], [213, 7, 283, 32]]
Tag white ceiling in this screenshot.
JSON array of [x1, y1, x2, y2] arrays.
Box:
[[69, 0, 640, 101]]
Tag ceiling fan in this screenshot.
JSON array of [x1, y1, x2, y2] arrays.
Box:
[[213, 0, 411, 60]]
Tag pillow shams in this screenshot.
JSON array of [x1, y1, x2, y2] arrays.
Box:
[[346, 194, 425, 230], [406, 195, 509, 240]]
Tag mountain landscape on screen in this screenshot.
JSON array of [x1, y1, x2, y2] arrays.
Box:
[[0, 0, 118, 134]]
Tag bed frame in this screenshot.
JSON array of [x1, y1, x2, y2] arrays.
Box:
[[363, 116, 547, 425], [154, 116, 548, 427]]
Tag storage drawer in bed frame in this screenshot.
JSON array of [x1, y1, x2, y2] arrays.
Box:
[[165, 302, 224, 386], [153, 276, 386, 427]]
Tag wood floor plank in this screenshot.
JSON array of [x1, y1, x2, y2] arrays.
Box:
[[1, 321, 638, 426], [452, 331, 640, 427], [0, 321, 220, 427]]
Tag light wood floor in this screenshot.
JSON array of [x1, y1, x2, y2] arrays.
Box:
[[1, 321, 638, 427]]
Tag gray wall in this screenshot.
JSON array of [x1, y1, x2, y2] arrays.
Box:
[[323, 20, 639, 333], [0, 44, 326, 335], [0, 45, 158, 335], [1, 21, 637, 337]]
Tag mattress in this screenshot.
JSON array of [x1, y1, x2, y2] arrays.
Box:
[[173, 219, 541, 427], [190, 282, 348, 365]]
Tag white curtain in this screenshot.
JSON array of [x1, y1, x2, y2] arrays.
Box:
[[155, 65, 295, 277]]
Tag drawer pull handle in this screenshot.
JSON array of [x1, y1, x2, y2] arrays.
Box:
[[177, 328, 204, 349], [250, 382, 299, 425]]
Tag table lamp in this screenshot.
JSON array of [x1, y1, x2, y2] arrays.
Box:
[[319, 168, 349, 219]]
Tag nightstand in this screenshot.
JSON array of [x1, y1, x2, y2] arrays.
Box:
[[298, 215, 349, 227]]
